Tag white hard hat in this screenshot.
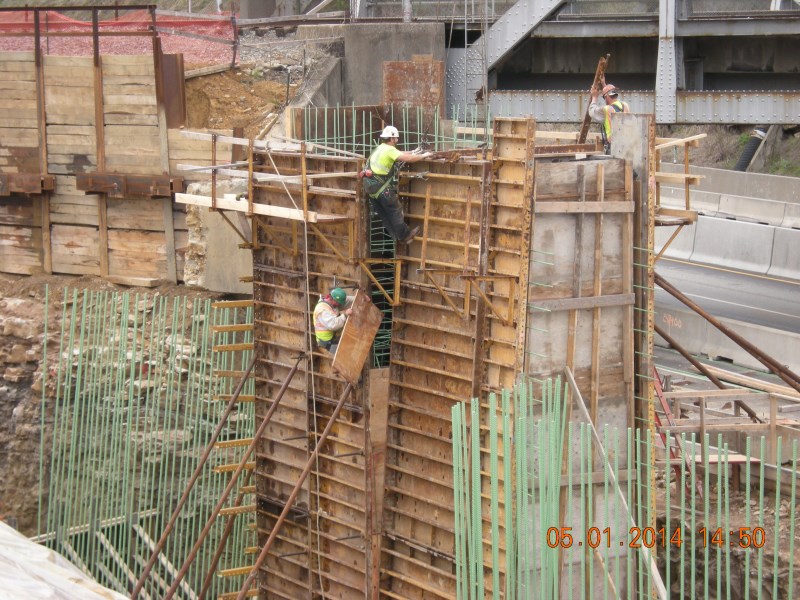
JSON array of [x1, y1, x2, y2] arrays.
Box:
[[380, 125, 399, 139]]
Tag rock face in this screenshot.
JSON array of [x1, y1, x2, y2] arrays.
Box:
[[0, 297, 50, 535]]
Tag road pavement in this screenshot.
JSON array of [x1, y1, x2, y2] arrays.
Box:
[[655, 258, 800, 334]]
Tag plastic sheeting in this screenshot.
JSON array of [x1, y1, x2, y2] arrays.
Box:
[[0, 522, 127, 600]]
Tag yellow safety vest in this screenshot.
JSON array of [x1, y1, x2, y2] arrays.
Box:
[[313, 300, 336, 341], [601, 100, 629, 141], [368, 143, 402, 176]]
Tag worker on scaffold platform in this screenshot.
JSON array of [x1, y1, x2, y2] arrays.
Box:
[[362, 125, 431, 244]]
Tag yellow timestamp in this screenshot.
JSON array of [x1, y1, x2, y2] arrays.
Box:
[[546, 526, 767, 549]]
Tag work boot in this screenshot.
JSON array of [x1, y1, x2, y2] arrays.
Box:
[[401, 226, 420, 244]]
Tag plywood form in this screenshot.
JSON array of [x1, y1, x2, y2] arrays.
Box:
[[50, 224, 100, 275], [250, 151, 373, 599], [376, 118, 534, 599]]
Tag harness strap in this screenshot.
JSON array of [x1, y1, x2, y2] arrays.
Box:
[[367, 154, 396, 199]]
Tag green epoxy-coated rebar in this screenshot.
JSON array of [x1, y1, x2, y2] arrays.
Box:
[[717, 434, 724, 600], [627, 427, 634, 600], [723, 441, 731, 600], [502, 390, 514, 600], [789, 441, 798, 597], [452, 382, 797, 600], [680, 432, 687, 600], [704, 433, 710, 600], [745, 435, 752, 600], [665, 430, 672, 599], [757, 436, 766, 594], [470, 397, 481, 599], [37, 288, 255, 599], [452, 403, 465, 600], [690, 433, 697, 600], [772, 436, 782, 600], [489, 393, 500, 598]]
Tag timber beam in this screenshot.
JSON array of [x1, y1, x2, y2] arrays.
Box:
[[75, 173, 185, 198], [0, 173, 55, 196]]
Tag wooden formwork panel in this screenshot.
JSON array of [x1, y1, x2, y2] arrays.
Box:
[[252, 152, 371, 599], [0, 51, 229, 280], [379, 118, 534, 599]]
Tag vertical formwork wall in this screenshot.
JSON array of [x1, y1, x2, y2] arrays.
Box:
[[256, 115, 638, 598], [249, 150, 375, 599], [378, 118, 535, 597], [378, 119, 635, 598]]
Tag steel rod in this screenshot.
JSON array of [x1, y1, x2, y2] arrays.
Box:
[[234, 382, 354, 600], [163, 354, 305, 599], [655, 272, 800, 393]]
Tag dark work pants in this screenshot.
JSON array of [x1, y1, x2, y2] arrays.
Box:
[[369, 185, 411, 241]]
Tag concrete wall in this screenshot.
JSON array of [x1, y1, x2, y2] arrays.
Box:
[[658, 164, 800, 280], [295, 23, 446, 105], [184, 183, 253, 295], [289, 56, 344, 108], [661, 163, 800, 205]]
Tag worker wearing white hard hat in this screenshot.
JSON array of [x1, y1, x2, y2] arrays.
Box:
[[362, 125, 431, 244], [589, 81, 630, 153]]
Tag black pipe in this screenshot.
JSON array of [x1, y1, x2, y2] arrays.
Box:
[[733, 126, 767, 172]]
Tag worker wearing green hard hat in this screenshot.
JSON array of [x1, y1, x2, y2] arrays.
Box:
[[313, 287, 354, 355]]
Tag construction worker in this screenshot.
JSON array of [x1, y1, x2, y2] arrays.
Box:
[[313, 287, 353, 354], [589, 83, 630, 154], [363, 125, 432, 244]]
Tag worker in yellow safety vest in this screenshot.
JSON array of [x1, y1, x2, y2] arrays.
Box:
[[313, 287, 353, 354], [361, 125, 432, 244], [589, 83, 630, 154]]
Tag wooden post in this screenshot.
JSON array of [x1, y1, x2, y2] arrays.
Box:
[[578, 54, 610, 143], [92, 10, 109, 277], [152, 22, 178, 283], [41, 193, 52, 274]]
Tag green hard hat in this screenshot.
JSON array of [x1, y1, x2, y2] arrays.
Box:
[[330, 288, 347, 307]]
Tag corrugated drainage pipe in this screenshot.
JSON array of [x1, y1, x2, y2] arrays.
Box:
[[733, 126, 767, 171]]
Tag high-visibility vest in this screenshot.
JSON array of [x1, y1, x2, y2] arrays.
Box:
[[601, 100, 630, 141], [313, 300, 336, 341], [368, 143, 401, 176]]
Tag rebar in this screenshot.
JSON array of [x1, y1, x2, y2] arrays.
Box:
[[37, 289, 256, 600], [451, 378, 798, 599]]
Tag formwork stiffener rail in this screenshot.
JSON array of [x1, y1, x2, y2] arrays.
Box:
[[234, 382, 356, 600], [131, 356, 257, 600], [161, 354, 307, 600]]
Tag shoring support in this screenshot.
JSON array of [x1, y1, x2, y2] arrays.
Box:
[[234, 382, 355, 600], [162, 354, 307, 600], [564, 367, 668, 600], [130, 356, 256, 599], [655, 272, 800, 394]]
